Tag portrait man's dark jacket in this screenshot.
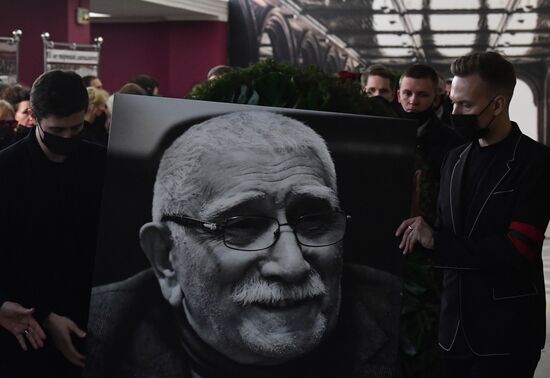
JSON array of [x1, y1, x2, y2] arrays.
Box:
[[84, 265, 401, 378], [433, 123, 550, 355]]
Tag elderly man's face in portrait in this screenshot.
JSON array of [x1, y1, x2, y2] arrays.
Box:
[[144, 139, 344, 365]]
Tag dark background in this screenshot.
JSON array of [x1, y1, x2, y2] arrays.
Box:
[[92, 96, 416, 285]]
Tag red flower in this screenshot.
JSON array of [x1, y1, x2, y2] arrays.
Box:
[[338, 70, 361, 81]]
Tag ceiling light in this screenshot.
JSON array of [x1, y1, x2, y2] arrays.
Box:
[[89, 12, 111, 18]]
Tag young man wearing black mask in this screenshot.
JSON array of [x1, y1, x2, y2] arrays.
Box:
[[397, 64, 463, 222], [396, 52, 550, 378], [0, 70, 106, 377], [398, 64, 463, 173]]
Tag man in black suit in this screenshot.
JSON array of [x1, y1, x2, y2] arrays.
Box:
[[396, 52, 550, 377]]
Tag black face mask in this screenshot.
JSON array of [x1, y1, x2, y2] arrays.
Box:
[[451, 97, 496, 141], [372, 95, 391, 106], [400, 107, 434, 125], [38, 123, 82, 156]]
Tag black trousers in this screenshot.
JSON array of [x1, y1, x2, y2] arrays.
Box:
[[442, 351, 541, 378], [0, 340, 83, 378]]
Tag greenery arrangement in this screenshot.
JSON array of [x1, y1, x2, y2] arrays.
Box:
[[395, 154, 442, 378], [189, 59, 440, 378], [188, 60, 395, 117], [398, 250, 442, 378]]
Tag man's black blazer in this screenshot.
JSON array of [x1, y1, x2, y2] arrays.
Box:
[[433, 123, 550, 356]]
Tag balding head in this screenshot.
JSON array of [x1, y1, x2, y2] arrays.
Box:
[[152, 111, 337, 221]]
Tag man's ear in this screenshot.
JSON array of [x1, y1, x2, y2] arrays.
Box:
[[493, 95, 507, 116], [140, 222, 182, 306], [432, 93, 443, 109]]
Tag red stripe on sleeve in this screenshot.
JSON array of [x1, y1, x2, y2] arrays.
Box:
[[508, 235, 535, 263], [509, 221, 545, 245]]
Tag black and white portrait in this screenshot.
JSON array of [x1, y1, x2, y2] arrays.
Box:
[[84, 95, 416, 378]]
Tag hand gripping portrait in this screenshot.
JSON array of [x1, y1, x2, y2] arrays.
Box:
[[86, 110, 404, 378]]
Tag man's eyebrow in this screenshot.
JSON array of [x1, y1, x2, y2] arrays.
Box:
[[286, 185, 339, 208], [200, 191, 266, 220]]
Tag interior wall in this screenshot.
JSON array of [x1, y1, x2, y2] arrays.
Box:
[[0, 0, 90, 86], [91, 21, 228, 98]]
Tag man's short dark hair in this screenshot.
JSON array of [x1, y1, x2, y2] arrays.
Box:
[[82, 75, 98, 87], [399, 64, 439, 90], [132, 75, 159, 96], [361, 64, 397, 91], [30, 70, 88, 122], [119, 83, 147, 95], [451, 51, 516, 101]]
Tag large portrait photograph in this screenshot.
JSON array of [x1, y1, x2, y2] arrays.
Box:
[[84, 94, 416, 378]]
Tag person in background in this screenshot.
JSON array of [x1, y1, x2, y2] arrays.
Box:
[[0, 70, 106, 378], [1, 85, 35, 142], [118, 83, 147, 96], [105, 83, 148, 129], [397, 64, 463, 222], [360, 63, 396, 105], [0, 99, 15, 120], [82, 87, 110, 146], [0, 99, 16, 150], [0, 82, 9, 96], [433, 72, 453, 125], [206, 65, 234, 81], [82, 75, 103, 90], [132, 74, 160, 96]]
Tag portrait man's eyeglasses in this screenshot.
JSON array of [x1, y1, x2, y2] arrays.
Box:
[[162, 210, 350, 252]]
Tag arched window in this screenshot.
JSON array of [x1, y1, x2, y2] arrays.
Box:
[[509, 79, 538, 141], [259, 32, 274, 60]]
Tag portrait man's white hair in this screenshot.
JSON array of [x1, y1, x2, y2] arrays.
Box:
[[152, 111, 338, 221]]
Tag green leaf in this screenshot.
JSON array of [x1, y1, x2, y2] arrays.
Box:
[[252, 72, 292, 107]]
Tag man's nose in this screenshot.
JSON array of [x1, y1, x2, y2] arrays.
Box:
[[259, 226, 310, 283]]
